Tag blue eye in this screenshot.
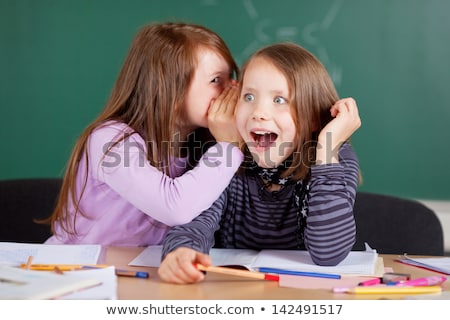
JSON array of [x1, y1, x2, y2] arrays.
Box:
[[274, 96, 287, 104], [243, 93, 255, 102]]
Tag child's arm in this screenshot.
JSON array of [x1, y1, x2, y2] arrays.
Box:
[[161, 190, 226, 256], [88, 123, 242, 226], [158, 190, 227, 283], [304, 143, 359, 266]]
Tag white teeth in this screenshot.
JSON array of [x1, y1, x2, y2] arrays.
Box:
[[253, 130, 271, 135]]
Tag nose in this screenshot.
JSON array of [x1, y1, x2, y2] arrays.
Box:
[[251, 103, 270, 121]]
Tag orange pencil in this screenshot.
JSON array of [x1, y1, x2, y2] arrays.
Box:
[[196, 264, 279, 281], [19, 264, 110, 271]]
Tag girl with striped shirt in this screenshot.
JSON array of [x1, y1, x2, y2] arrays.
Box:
[[158, 42, 361, 284]]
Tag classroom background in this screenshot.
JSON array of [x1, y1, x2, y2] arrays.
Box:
[[1, 0, 449, 250]]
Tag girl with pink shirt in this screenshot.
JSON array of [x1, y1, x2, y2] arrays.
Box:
[[44, 22, 243, 246]]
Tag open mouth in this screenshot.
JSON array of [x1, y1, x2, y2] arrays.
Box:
[[250, 130, 278, 148]]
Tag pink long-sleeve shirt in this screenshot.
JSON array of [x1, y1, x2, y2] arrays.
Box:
[[45, 121, 243, 246]]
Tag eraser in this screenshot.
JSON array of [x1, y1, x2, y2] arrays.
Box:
[[382, 272, 410, 284]]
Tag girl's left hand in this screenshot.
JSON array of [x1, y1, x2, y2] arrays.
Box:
[[316, 97, 361, 164]]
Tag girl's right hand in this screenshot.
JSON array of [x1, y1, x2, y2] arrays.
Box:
[[158, 247, 212, 284], [207, 84, 243, 147]]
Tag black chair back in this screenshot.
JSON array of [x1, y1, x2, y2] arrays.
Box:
[[352, 192, 444, 256], [0, 178, 62, 243]]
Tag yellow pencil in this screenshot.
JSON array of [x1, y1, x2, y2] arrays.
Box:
[[333, 285, 442, 295]]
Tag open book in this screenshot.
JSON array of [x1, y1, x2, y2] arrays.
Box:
[[129, 245, 381, 276], [0, 265, 104, 299], [397, 255, 450, 275], [0, 242, 117, 299], [0, 242, 102, 266]]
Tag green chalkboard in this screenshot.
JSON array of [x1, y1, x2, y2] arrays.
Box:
[[1, 0, 449, 200]]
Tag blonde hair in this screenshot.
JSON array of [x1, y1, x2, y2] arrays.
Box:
[[239, 42, 338, 180], [47, 22, 238, 235]]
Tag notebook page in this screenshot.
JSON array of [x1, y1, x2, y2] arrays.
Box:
[[0, 242, 101, 265], [128, 245, 162, 267], [210, 248, 259, 268], [0, 265, 102, 300], [128, 246, 259, 268], [251, 250, 378, 275], [398, 257, 450, 275]]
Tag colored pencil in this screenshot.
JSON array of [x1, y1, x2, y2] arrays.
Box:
[[333, 285, 442, 295], [258, 267, 341, 279], [19, 264, 110, 271], [196, 264, 279, 281]]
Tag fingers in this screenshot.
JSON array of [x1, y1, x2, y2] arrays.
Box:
[[157, 248, 211, 284], [317, 97, 362, 162], [208, 84, 239, 118], [207, 84, 242, 144], [196, 252, 212, 267], [331, 98, 361, 129], [330, 97, 359, 118]]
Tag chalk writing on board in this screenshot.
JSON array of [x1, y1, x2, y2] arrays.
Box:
[[301, 0, 343, 85], [202, 0, 343, 86]]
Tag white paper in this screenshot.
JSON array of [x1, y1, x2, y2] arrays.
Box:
[[128, 246, 259, 268], [252, 250, 378, 275], [129, 245, 379, 275], [0, 242, 101, 266], [401, 256, 450, 274], [0, 265, 103, 299], [59, 266, 118, 300], [128, 245, 162, 267]]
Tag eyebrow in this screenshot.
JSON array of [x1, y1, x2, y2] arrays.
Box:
[[241, 86, 288, 96], [211, 69, 231, 76], [270, 90, 288, 96]]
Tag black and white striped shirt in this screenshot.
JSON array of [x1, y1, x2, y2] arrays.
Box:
[[162, 143, 359, 266]]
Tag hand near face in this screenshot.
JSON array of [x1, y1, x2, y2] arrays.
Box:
[[158, 247, 212, 284], [207, 84, 243, 147], [316, 97, 361, 164]]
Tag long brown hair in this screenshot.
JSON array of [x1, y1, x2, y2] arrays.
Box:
[[46, 22, 238, 235], [239, 42, 338, 180]]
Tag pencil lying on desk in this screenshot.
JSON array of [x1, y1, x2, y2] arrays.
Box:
[[333, 285, 442, 295], [19, 264, 110, 271], [258, 267, 341, 279], [20, 263, 149, 278], [20, 263, 109, 271], [114, 269, 149, 278], [196, 264, 279, 281]]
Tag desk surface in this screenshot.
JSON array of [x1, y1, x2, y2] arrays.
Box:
[[104, 247, 450, 300]]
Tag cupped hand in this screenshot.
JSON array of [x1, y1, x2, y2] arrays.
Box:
[[207, 85, 243, 147]]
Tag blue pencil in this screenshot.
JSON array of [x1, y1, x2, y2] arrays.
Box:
[[258, 267, 341, 279]]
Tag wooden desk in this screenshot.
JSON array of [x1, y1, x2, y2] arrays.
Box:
[[104, 247, 450, 300]]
